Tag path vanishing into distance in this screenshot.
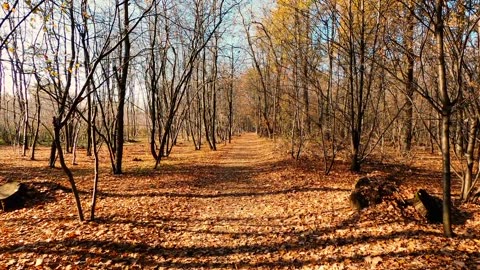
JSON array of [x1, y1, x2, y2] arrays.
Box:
[[135, 132, 351, 268], [1, 133, 480, 269]]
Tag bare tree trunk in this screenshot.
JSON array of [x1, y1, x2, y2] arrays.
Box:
[[347, 1, 361, 172], [113, 0, 131, 175], [71, 122, 80, 165], [243, 17, 273, 138], [21, 94, 29, 156], [435, 0, 453, 237], [228, 46, 234, 143], [30, 87, 41, 160], [49, 142, 56, 168], [86, 92, 92, 156], [90, 111, 99, 221], [202, 49, 214, 150], [455, 111, 464, 156], [53, 118, 84, 222], [211, 34, 218, 150], [197, 74, 203, 149], [462, 118, 478, 200], [440, 113, 453, 236], [402, 3, 415, 153]]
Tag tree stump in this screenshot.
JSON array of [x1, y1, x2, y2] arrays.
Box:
[[413, 189, 442, 223], [349, 176, 397, 211], [0, 182, 25, 211]]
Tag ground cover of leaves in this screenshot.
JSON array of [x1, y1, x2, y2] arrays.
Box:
[[0, 133, 480, 269]]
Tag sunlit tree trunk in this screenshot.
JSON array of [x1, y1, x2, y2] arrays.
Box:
[[113, 0, 131, 175], [402, 1, 415, 153], [435, 0, 453, 237], [30, 86, 41, 160], [462, 118, 478, 200]]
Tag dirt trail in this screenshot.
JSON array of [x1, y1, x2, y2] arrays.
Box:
[[142, 133, 346, 268], [205, 133, 277, 167], [1, 133, 480, 269], [178, 133, 282, 193]]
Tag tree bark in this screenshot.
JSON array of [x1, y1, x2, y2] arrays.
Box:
[[462, 118, 478, 200], [435, 0, 453, 237], [90, 115, 99, 221], [30, 87, 41, 160], [113, 0, 131, 175], [49, 141, 56, 168], [402, 3, 415, 152], [53, 118, 84, 222]]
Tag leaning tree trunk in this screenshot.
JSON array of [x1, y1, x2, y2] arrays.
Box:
[[53, 118, 84, 221]]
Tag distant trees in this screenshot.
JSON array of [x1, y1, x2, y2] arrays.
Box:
[[1, 0, 239, 171], [239, 0, 480, 237], [0, 0, 47, 154], [0, 0, 156, 220], [143, 0, 237, 169], [242, 0, 393, 171]]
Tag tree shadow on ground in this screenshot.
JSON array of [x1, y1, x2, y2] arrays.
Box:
[[0, 180, 71, 211], [0, 164, 93, 181], [2, 142, 479, 268], [96, 185, 350, 199], [1, 211, 478, 268]]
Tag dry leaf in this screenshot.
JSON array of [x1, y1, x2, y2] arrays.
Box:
[[0, 134, 478, 269], [34, 258, 43, 266]]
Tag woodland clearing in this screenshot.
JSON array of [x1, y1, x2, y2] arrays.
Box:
[[0, 133, 479, 269]]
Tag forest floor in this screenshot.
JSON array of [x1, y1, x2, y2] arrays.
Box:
[[1, 133, 480, 269]]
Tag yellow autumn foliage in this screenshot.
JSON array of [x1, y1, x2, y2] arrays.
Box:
[[336, 0, 399, 51], [268, 0, 312, 45], [2, 2, 10, 11]]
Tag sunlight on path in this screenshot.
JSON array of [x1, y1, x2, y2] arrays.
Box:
[[211, 133, 277, 167], [1, 133, 476, 269], [159, 132, 349, 268]]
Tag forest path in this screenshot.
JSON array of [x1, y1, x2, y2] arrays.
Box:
[[1, 133, 480, 269], [138, 132, 348, 268], [178, 133, 282, 194], [202, 133, 277, 167]]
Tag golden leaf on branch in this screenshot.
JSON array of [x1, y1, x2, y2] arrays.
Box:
[[2, 2, 10, 11]]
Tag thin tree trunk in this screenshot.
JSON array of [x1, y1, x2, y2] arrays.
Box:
[[228, 46, 234, 143], [113, 0, 131, 175], [90, 115, 99, 221], [49, 142, 56, 168], [202, 49, 214, 150], [87, 94, 92, 156], [348, 1, 361, 172], [71, 122, 80, 165], [53, 118, 84, 222], [211, 48, 218, 151], [22, 98, 29, 156], [30, 87, 41, 160], [455, 111, 464, 156], [462, 118, 478, 200], [440, 113, 453, 236], [435, 0, 453, 237], [402, 3, 415, 152]]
